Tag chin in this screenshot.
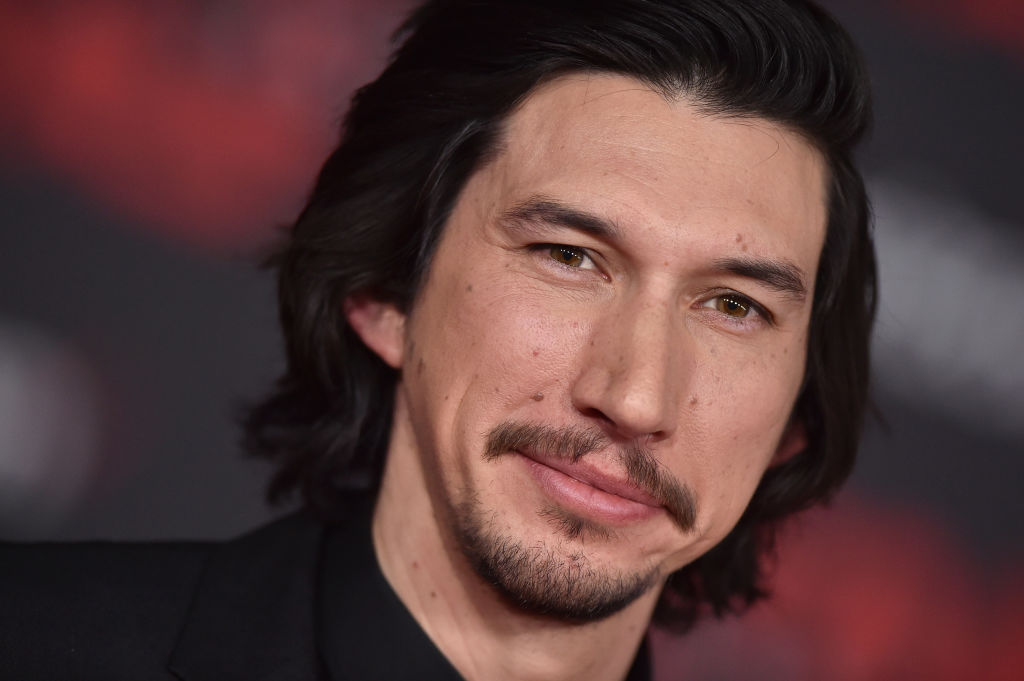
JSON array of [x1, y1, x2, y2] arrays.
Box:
[[452, 494, 663, 622]]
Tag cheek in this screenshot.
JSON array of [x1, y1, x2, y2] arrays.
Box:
[[680, 340, 806, 530], [406, 270, 589, 440], [693, 327, 806, 428]]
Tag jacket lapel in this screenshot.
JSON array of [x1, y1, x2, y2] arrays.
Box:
[[168, 511, 328, 681]]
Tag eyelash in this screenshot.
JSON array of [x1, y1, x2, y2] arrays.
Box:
[[532, 243, 598, 271], [698, 291, 774, 327], [532, 243, 774, 326]]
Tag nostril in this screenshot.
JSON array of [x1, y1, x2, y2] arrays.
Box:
[[577, 405, 667, 442], [578, 406, 614, 426], [644, 429, 668, 445]]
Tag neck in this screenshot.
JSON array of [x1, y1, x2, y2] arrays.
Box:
[[372, 396, 659, 681]]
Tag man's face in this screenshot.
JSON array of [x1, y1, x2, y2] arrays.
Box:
[[381, 74, 826, 620]]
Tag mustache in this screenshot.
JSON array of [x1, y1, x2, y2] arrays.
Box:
[[484, 421, 697, 532]]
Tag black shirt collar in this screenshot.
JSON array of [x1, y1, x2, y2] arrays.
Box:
[[319, 495, 463, 680], [318, 496, 652, 681]]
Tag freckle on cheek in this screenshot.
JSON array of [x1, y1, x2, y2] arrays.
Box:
[[532, 393, 544, 402], [689, 396, 698, 406], [466, 284, 473, 292]]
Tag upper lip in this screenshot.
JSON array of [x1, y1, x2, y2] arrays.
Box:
[[516, 448, 663, 508]]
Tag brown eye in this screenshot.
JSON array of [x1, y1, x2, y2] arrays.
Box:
[[715, 295, 750, 318], [549, 245, 586, 267]]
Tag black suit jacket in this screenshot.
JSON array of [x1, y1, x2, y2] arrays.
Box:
[[1, 512, 328, 680], [1, 506, 653, 681]]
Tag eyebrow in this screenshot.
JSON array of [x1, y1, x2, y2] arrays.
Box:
[[712, 256, 808, 301], [500, 196, 621, 240]]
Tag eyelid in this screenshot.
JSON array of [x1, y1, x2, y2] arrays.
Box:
[[527, 244, 776, 326], [532, 243, 601, 271], [699, 290, 775, 326]]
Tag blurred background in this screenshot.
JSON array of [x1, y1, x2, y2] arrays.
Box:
[[0, 0, 1021, 678]]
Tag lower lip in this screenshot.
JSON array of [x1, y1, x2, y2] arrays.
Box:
[[520, 455, 662, 525]]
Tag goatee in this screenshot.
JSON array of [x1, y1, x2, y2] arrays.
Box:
[[451, 421, 697, 622]]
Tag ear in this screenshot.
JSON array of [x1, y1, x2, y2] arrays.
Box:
[[344, 295, 406, 369], [770, 416, 807, 466]]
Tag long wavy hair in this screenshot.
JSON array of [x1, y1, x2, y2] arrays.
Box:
[[244, 0, 876, 632]]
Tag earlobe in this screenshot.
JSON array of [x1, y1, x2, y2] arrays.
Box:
[[771, 417, 807, 466], [344, 295, 407, 369]]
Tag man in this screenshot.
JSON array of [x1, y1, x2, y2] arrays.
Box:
[[2, 1, 875, 679]]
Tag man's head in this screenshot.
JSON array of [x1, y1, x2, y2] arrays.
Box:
[[246, 0, 875, 631]]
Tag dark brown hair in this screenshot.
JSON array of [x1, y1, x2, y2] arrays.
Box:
[[244, 0, 876, 631]]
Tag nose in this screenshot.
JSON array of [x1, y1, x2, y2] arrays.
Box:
[[570, 292, 689, 440]]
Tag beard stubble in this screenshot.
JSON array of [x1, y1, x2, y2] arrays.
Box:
[[451, 421, 697, 622]]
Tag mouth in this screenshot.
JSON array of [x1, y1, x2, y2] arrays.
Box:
[[515, 449, 664, 525]]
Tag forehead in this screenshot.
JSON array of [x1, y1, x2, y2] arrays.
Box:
[[478, 73, 827, 269]]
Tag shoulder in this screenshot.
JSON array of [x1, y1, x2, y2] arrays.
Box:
[[0, 539, 212, 679], [0, 511, 324, 681]]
